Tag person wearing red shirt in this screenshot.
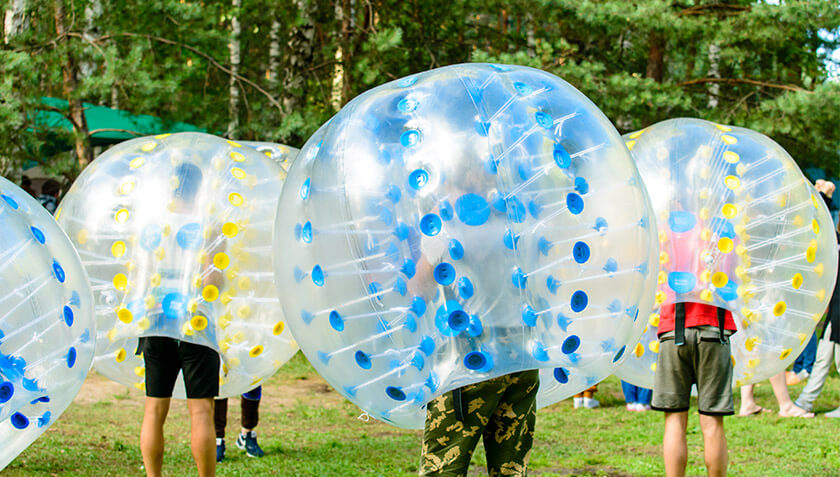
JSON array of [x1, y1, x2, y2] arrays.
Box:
[[652, 299, 736, 477]]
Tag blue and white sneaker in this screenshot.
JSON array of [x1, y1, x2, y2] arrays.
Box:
[[236, 431, 265, 458], [216, 438, 226, 462]]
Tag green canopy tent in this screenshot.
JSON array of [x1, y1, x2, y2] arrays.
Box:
[[25, 97, 206, 167]]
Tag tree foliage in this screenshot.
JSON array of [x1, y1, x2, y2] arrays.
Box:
[[1, 0, 838, 183]]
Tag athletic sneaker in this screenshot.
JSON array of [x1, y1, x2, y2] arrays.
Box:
[[824, 407, 840, 418], [583, 397, 600, 409], [236, 431, 265, 458], [573, 397, 583, 408], [216, 438, 225, 463]]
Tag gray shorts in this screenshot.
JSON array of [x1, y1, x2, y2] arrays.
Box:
[[651, 326, 734, 416]]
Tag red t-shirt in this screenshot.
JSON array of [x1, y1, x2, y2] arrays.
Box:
[[658, 302, 737, 336]]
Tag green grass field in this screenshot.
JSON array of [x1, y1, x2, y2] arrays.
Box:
[[4, 353, 840, 476]]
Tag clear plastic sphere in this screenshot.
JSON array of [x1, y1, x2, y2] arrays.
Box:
[[274, 63, 658, 427], [241, 141, 299, 173], [0, 176, 95, 470], [615, 118, 839, 388], [57, 133, 298, 398]]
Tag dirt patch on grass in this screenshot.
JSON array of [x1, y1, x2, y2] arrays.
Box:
[[73, 372, 139, 405]]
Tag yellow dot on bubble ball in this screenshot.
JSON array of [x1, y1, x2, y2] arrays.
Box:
[[117, 307, 133, 323], [229, 192, 244, 207], [700, 167, 711, 179], [745, 337, 759, 352], [113, 273, 128, 291], [237, 276, 252, 291], [219, 313, 233, 329], [191, 315, 208, 331], [722, 151, 739, 163], [780, 349, 792, 360], [228, 357, 241, 368], [137, 317, 151, 331], [107, 328, 117, 342], [237, 305, 252, 319], [701, 228, 712, 241], [115, 348, 126, 363], [701, 270, 712, 283], [777, 195, 789, 208], [187, 298, 199, 314], [659, 251, 670, 265], [657, 271, 667, 285], [793, 215, 804, 227], [699, 208, 710, 220], [812, 219, 820, 234], [806, 246, 817, 263], [721, 135, 737, 145], [715, 124, 732, 132], [633, 343, 644, 357], [112, 241, 127, 258], [817, 289, 826, 302], [144, 296, 155, 310], [718, 237, 734, 253], [77, 229, 88, 245], [649, 313, 660, 327], [792, 273, 804, 289], [129, 157, 145, 169], [625, 140, 636, 150], [747, 358, 760, 369], [213, 253, 230, 270], [182, 323, 194, 337], [249, 346, 264, 358], [651, 363, 657, 372], [154, 247, 166, 261], [231, 167, 247, 180], [721, 203, 738, 219], [150, 273, 161, 287], [799, 333, 809, 345], [202, 285, 219, 302], [55, 208, 61, 220], [649, 341, 660, 353], [140, 142, 157, 152], [119, 181, 135, 195], [724, 176, 740, 190], [134, 366, 146, 377], [655, 291, 667, 306], [812, 194, 820, 210], [773, 301, 787, 316], [114, 208, 129, 224], [230, 151, 245, 162], [629, 129, 645, 139], [814, 263, 825, 277], [273, 321, 285, 335], [700, 289, 714, 302], [222, 222, 239, 238], [712, 272, 728, 288]]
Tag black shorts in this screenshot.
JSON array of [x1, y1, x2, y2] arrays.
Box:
[[138, 337, 220, 399]]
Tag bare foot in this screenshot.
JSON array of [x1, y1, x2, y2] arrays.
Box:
[[738, 405, 770, 417], [778, 403, 815, 418]]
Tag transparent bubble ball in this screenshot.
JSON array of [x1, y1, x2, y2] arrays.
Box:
[[0, 176, 95, 470], [616, 118, 838, 388], [57, 133, 298, 398], [274, 63, 658, 427]]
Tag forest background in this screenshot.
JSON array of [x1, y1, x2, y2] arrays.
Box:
[[1, 0, 839, 188]]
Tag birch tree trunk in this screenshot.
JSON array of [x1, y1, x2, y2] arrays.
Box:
[[3, 0, 27, 44], [227, 0, 242, 138], [707, 43, 720, 109], [268, 19, 281, 92]]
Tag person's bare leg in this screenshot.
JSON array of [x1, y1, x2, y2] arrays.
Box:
[[188, 398, 216, 477], [738, 384, 763, 415], [699, 414, 728, 477], [769, 371, 814, 417], [141, 397, 170, 477], [663, 411, 688, 477]]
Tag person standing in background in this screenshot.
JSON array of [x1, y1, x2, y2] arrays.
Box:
[[214, 386, 265, 461]]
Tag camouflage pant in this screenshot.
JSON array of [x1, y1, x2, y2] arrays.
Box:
[[420, 370, 539, 477]]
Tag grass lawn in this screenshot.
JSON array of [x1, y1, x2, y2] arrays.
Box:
[[4, 353, 840, 476]]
